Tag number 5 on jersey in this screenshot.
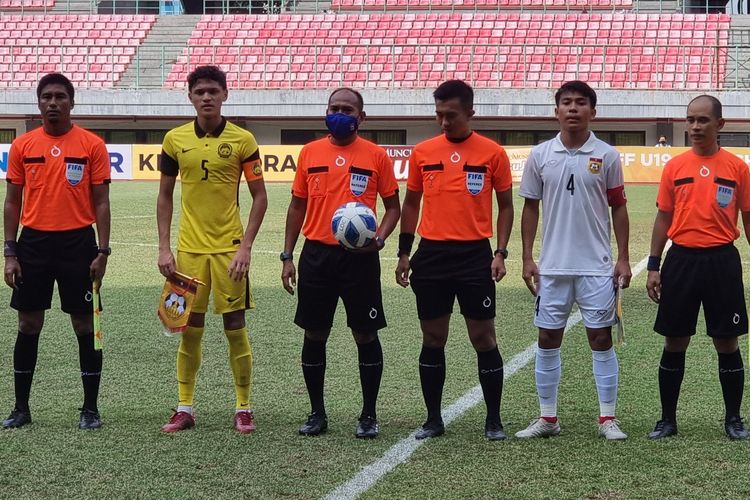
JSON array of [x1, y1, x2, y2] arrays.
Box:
[[201, 159, 209, 181]]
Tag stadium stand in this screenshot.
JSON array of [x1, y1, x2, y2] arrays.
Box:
[[332, 0, 633, 12], [0, 14, 156, 87], [165, 12, 729, 90]]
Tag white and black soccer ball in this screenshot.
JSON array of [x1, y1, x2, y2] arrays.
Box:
[[164, 292, 186, 316], [331, 202, 378, 249]]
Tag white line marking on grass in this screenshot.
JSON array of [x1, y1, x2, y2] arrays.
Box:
[[112, 215, 154, 219], [324, 253, 652, 500]]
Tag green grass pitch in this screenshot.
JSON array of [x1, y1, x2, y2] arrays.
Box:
[[1, 182, 749, 499]]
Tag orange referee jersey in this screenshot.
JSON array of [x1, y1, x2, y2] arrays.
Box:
[[407, 132, 512, 241], [6, 125, 111, 231], [292, 135, 399, 245], [656, 148, 750, 248]]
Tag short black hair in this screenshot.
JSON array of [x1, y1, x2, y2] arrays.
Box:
[[328, 87, 364, 112], [555, 80, 597, 109], [433, 80, 474, 109], [187, 65, 227, 91], [688, 94, 722, 119], [37, 73, 74, 101]]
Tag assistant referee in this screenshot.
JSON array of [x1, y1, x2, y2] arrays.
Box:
[[647, 95, 750, 440]]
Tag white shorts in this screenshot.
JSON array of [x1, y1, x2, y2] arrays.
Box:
[[533, 275, 616, 330]]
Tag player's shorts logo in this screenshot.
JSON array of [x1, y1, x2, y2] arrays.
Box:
[[588, 157, 603, 174], [65, 162, 85, 186], [350, 173, 369, 196], [466, 172, 484, 195], [717, 185, 734, 208], [218, 143, 232, 158]]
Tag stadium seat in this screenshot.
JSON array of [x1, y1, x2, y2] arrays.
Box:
[[0, 14, 155, 88], [165, 12, 728, 90]]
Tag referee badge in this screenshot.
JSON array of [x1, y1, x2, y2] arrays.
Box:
[[65, 161, 85, 186], [350, 172, 369, 196], [717, 185, 734, 208], [588, 157, 603, 174], [466, 172, 484, 195]]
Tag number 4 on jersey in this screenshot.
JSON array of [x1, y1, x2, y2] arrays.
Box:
[[566, 173, 574, 195]]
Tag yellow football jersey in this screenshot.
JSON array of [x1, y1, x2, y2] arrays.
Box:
[[160, 118, 263, 254]]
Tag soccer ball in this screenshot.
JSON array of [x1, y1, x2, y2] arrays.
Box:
[[331, 202, 378, 249], [164, 292, 186, 317]]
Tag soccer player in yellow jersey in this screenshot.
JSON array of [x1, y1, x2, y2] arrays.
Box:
[[156, 66, 268, 433]]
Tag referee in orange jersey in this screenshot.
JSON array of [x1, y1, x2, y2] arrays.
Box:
[[647, 95, 750, 440], [3, 73, 111, 430], [282, 88, 401, 439], [396, 80, 514, 440]]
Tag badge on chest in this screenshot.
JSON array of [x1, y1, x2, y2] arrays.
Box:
[[65, 160, 85, 186]]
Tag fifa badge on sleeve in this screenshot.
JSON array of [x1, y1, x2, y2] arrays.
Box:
[[157, 272, 205, 337]]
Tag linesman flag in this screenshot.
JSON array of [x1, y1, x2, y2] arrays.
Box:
[[614, 280, 625, 347], [157, 271, 205, 336]]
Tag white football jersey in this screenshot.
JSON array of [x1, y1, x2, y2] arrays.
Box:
[[519, 132, 624, 276]]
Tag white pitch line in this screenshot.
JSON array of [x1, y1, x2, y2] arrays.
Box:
[[323, 253, 652, 500]]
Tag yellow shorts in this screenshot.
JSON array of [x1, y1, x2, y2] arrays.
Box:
[[176, 251, 255, 314]]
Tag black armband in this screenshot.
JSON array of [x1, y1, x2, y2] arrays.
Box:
[[398, 233, 415, 257], [3, 240, 17, 257], [647, 255, 661, 272]]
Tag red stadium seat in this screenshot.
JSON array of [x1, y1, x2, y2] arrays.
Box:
[[162, 12, 727, 90]]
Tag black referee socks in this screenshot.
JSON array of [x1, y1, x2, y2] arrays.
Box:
[[357, 337, 383, 419], [77, 333, 102, 413], [13, 331, 40, 412], [477, 348, 504, 424], [658, 349, 686, 422], [419, 346, 446, 421], [718, 349, 744, 420], [301, 337, 327, 415]]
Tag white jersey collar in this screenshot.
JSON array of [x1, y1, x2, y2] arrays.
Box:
[[552, 131, 598, 154]]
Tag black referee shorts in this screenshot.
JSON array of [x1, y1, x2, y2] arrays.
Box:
[[654, 242, 748, 338], [295, 240, 386, 332], [11, 226, 99, 314], [409, 238, 496, 321]]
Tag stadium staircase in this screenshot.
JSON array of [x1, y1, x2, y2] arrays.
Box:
[[291, 0, 332, 12], [727, 16, 750, 87], [118, 14, 201, 87], [51, 0, 92, 12]]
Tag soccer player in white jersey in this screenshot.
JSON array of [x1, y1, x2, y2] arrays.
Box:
[[515, 80, 631, 440]]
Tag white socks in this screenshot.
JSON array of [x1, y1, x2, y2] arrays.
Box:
[[177, 405, 193, 415], [592, 347, 619, 417], [536, 347, 562, 418]]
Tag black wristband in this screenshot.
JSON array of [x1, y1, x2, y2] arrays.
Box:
[[398, 233, 415, 257], [647, 255, 661, 272], [3, 240, 17, 257]]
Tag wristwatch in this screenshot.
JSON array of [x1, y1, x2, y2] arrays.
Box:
[[280, 251, 293, 262], [97, 247, 112, 256], [494, 248, 509, 259]]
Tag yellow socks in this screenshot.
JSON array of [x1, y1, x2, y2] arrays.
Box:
[[225, 327, 253, 410], [176, 326, 204, 407]]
